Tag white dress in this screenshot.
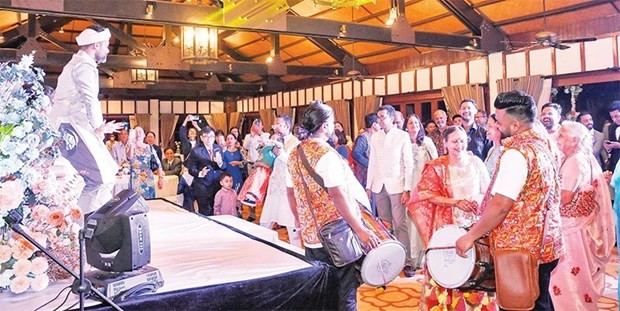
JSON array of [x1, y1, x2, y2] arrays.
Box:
[[448, 155, 490, 227], [260, 134, 300, 228]]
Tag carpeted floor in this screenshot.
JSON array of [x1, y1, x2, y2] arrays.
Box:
[[356, 253, 619, 310]]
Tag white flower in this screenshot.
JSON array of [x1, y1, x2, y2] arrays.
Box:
[[12, 259, 33, 276], [31, 274, 49, 291], [19, 52, 35, 69], [0, 269, 13, 287], [31, 257, 49, 275], [0, 180, 24, 213], [21, 121, 33, 133], [24, 133, 40, 146], [9, 275, 30, 294], [11, 125, 27, 138], [0, 244, 12, 263]]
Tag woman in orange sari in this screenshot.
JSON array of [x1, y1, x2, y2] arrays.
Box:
[[408, 125, 494, 311]]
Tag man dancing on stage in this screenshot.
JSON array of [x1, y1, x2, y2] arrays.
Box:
[[48, 25, 123, 216]]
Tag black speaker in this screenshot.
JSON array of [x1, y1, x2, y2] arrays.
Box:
[[85, 189, 151, 272]]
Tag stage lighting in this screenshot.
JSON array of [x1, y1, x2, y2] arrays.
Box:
[[85, 189, 151, 272]]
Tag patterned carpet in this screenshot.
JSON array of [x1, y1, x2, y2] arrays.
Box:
[[264, 206, 619, 310], [357, 249, 619, 311]]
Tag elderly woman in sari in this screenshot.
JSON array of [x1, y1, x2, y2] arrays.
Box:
[[407, 125, 492, 310], [549, 121, 615, 310]]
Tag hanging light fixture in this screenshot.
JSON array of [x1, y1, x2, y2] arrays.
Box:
[[181, 26, 218, 64], [130, 68, 159, 84]]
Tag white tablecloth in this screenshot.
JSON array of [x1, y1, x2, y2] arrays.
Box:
[[113, 174, 178, 198], [4, 199, 310, 309]]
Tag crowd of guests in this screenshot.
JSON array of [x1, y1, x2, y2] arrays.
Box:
[[102, 94, 619, 311]]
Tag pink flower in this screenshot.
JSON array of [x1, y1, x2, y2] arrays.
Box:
[[12, 259, 33, 276], [9, 275, 30, 294], [31, 257, 49, 275], [31, 274, 49, 291], [30, 204, 50, 221], [0, 245, 11, 263], [69, 208, 83, 221], [0, 180, 24, 213], [46, 210, 65, 228], [12, 238, 35, 260]]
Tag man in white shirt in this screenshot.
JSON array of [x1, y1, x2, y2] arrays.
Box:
[[48, 25, 123, 216], [243, 119, 270, 174], [366, 105, 415, 276], [110, 128, 129, 164], [577, 111, 605, 168]]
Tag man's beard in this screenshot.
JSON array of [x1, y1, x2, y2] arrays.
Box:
[[499, 128, 511, 140]]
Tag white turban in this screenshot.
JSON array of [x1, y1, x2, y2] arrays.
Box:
[[75, 28, 111, 46]]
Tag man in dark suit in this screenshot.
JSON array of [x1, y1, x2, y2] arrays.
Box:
[[162, 147, 182, 177], [604, 101, 620, 172], [577, 111, 606, 169]]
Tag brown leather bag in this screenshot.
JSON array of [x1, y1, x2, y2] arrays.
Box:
[[493, 249, 539, 310]]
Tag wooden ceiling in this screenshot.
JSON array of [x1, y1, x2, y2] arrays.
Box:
[[0, 0, 618, 100]]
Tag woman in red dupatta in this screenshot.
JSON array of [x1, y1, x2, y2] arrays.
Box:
[[407, 126, 494, 311]]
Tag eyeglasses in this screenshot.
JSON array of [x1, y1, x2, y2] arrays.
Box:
[[202, 134, 215, 139], [377, 114, 391, 120], [272, 123, 285, 129]]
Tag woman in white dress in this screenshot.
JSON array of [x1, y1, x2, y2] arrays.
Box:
[[407, 126, 493, 310], [404, 114, 437, 268], [260, 119, 302, 248]]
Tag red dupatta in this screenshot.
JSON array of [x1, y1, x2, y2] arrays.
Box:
[[406, 156, 454, 247]]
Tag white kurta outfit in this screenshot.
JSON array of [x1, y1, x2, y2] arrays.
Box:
[[48, 50, 118, 215]]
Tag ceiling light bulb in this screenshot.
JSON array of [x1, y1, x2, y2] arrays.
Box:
[[266, 56, 273, 63], [385, 7, 397, 26], [58, 27, 64, 34]]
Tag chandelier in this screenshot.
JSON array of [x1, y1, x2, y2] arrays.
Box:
[[130, 68, 159, 84], [181, 26, 218, 64]]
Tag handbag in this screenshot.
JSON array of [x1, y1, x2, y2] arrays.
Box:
[[493, 249, 539, 310], [296, 145, 364, 267]]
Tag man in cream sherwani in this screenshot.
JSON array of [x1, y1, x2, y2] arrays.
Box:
[[366, 105, 415, 277], [49, 25, 123, 216]]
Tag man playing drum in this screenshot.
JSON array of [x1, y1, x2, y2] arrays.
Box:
[[286, 100, 380, 311], [456, 90, 564, 311]]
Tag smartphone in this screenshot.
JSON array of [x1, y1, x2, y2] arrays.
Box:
[[190, 115, 200, 121]]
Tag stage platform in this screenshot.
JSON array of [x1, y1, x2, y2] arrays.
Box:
[[3, 199, 337, 310]]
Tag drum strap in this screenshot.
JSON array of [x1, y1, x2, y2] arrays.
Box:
[[297, 145, 390, 286], [295, 145, 327, 229]]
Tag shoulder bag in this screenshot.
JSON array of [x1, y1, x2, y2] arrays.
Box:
[[296, 145, 364, 267]]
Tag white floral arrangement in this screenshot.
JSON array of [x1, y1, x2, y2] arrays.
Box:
[[0, 53, 83, 294]]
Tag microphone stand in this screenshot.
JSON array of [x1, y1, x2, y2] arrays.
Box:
[[4, 210, 122, 311]]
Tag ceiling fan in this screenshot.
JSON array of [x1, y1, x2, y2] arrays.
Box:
[[504, 0, 596, 51], [328, 7, 384, 83], [329, 67, 384, 83]]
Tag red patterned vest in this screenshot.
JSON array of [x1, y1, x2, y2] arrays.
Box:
[[287, 139, 342, 246], [484, 129, 564, 263]]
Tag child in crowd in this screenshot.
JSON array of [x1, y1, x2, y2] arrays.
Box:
[[237, 135, 283, 207], [213, 172, 239, 216]]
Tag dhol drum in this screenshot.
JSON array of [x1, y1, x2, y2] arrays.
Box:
[[426, 225, 494, 291], [358, 208, 406, 287]]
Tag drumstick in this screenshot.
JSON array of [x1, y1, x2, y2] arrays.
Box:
[[425, 245, 456, 254]]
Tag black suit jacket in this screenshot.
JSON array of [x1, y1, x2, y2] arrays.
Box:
[[162, 157, 182, 177], [607, 123, 620, 171], [185, 144, 227, 187]]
